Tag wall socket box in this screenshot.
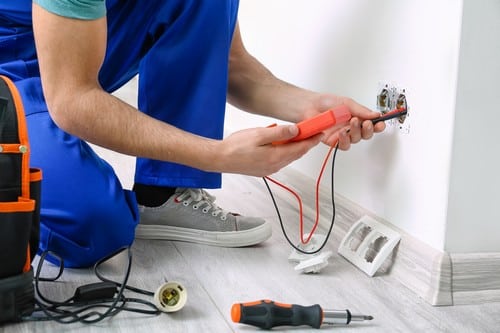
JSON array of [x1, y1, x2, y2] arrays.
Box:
[[376, 82, 410, 134]]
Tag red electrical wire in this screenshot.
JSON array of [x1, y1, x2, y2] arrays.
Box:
[[264, 141, 337, 245], [264, 107, 406, 247]]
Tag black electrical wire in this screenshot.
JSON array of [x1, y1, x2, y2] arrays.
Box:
[[263, 142, 339, 255], [94, 248, 154, 297], [30, 250, 126, 323], [25, 246, 160, 324], [265, 109, 408, 255]]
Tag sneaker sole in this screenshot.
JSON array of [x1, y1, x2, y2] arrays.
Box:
[[134, 222, 272, 247]]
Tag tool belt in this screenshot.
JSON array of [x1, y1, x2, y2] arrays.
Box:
[[0, 75, 42, 323]]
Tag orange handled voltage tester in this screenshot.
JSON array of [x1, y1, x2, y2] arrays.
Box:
[[272, 105, 352, 145], [291, 105, 351, 142]]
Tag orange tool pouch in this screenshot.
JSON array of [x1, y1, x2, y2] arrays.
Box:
[[0, 75, 42, 323]]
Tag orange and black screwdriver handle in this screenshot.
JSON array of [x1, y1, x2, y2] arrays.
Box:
[[231, 300, 323, 329]]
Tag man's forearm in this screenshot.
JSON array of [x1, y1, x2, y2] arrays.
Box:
[[62, 87, 221, 172], [227, 57, 312, 123], [32, 4, 221, 173], [227, 25, 320, 123]]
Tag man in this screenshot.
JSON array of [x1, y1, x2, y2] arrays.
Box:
[[0, 0, 385, 267]]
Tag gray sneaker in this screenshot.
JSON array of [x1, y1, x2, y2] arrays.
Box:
[[135, 188, 272, 247]]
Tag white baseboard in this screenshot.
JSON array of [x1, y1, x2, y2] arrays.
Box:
[[450, 253, 500, 305], [278, 167, 500, 306]]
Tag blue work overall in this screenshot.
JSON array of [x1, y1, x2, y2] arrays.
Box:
[[0, 0, 239, 267]]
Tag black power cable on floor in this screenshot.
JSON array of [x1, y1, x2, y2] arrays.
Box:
[[25, 247, 160, 324]]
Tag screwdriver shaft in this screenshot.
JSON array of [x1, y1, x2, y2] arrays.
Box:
[[323, 309, 373, 325]]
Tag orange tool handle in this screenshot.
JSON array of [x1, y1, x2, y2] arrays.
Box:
[[272, 105, 351, 145], [291, 105, 351, 142], [231, 300, 323, 329]]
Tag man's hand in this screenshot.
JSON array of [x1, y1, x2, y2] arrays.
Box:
[[304, 94, 386, 150], [227, 23, 385, 153], [215, 125, 322, 177]]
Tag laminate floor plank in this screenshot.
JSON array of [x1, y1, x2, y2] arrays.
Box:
[[6, 241, 232, 333], [4, 154, 500, 333]]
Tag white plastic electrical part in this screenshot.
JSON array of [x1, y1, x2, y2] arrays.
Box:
[[294, 251, 333, 274], [288, 234, 332, 274], [338, 215, 401, 277], [288, 233, 327, 263], [153, 281, 188, 312]]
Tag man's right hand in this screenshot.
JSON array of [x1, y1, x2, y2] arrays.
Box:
[[214, 125, 323, 177]]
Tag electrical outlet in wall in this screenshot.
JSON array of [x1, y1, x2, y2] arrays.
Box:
[[376, 82, 410, 134]]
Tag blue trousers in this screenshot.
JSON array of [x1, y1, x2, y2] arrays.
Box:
[[0, 0, 239, 267]]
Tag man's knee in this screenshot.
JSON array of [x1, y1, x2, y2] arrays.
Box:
[[39, 189, 139, 268]]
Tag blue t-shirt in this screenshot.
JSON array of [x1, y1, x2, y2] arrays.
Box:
[[33, 0, 106, 20]]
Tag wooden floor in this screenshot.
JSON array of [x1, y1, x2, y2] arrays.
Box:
[[5, 80, 500, 332], [6, 168, 500, 333]]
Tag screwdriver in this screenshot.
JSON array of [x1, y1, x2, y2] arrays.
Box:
[[231, 300, 373, 330]]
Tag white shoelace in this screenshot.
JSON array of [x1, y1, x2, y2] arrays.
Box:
[[175, 188, 230, 220]]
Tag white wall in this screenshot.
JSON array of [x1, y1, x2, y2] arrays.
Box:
[[227, 0, 467, 251], [445, 0, 500, 253]]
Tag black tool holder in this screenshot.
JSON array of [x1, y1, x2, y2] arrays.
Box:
[[0, 75, 42, 323]]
